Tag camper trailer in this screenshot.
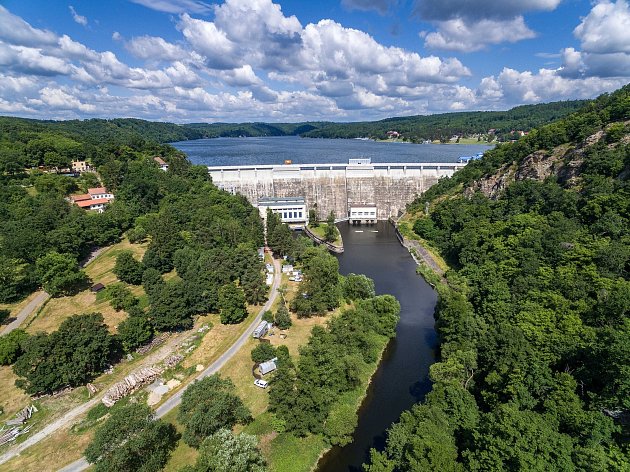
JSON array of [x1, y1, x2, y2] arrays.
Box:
[[252, 321, 270, 339]]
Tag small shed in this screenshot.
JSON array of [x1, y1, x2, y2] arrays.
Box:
[[91, 283, 105, 293], [259, 357, 278, 376]]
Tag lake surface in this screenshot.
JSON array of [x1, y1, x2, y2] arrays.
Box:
[[171, 136, 492, 166], [316, 221, 438, 472]]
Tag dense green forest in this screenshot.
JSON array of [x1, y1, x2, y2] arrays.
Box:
[[366, 86, 630, 470], [0, 99, 584, 155]]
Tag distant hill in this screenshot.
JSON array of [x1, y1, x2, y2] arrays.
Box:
[[0, 99, 586, 146], [300, 100, 587, 142]]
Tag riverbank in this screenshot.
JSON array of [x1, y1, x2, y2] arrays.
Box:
[[303, 224, 344, 253]]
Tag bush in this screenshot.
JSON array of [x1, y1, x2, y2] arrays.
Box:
[[251, 343, 276, 364], [262, 310, 274, 323]]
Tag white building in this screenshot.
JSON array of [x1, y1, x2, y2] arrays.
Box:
[[258, 196, 308, 227], [349, 204, 377, 224], [153, 157, 169, 171]]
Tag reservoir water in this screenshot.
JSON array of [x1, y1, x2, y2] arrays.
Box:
[[171, 135, 491, 166], [316, 221, 438, 472]]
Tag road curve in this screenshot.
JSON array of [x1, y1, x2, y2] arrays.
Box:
[[1, 246, 107, 336], [57, 256, 282, 472], [1, 291, 50, 335]]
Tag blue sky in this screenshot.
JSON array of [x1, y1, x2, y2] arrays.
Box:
[[0, 0, 629, 122]]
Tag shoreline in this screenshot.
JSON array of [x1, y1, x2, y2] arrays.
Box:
[[309, 334, 391, 472]]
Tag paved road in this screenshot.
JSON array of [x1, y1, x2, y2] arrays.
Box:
[[1, 291, 50, 335], [57, 256, 282, 472], [1, 247, 107, 336]]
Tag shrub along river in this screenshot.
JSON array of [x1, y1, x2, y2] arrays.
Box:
[[315, 221, 438, 472]]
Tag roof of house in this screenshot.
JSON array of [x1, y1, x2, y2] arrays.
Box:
[[153, 156, 167, 165], [76, 198, 111, 208], [88, 187, 108, 195], [91, 283, 105, 292], [70, 193, 92, 202]]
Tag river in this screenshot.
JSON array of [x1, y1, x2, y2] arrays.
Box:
[[316, 221, 438, 472], [171, 135, 492, 166]]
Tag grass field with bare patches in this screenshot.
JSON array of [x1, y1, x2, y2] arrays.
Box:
[[23, 239, 148, 334]]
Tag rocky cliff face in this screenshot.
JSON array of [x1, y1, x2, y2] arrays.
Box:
[[464, 128, 617, 199]]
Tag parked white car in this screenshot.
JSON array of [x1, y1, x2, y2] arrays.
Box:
[[254, 379, 269, 389]]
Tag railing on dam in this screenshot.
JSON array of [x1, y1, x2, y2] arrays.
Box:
[[207, 162, 467, 173]]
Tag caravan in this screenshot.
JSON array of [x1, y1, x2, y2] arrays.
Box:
[[252, 321, 270, 339]]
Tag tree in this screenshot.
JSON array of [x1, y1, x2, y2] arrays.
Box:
[[292, 250, 341, 316], [35, 251, 89, 296], [268, 223, 293, 257], [0, 330, 29, 365], [178, 374, 251, 448], [148, 280, 195, 331], [183, 429, 266, 472], [309, 208, 318, 226], [275, 302, 292, 329], [218, 282, 248, 324], [85, 403, 178, 472], [0, 256, 31, 302], [324, 211, 337, 242], [118, 315, 153, 352], [113, 251, 144, 285], [268, 346, 297, 423], [343, 273, 376, 300], [13, 313, 113, 394], [106, 283, 139, 312], [251, 342, 276, 364], [142, 268, 165, 302], [241, 266, 267, 305]]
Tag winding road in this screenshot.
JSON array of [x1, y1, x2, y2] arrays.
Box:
[[55, 255, 282, 472]]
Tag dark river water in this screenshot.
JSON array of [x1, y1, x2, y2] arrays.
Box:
[[316, 221, 438, 472], [171, 136, 492, 166]]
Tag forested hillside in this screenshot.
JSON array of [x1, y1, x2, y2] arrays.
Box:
[[0, 99, 584, 152], [302, 100, 586, 142], [366, 86, 630, 470]]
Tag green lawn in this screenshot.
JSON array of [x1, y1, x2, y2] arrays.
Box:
[[308, 223, 342, 246]]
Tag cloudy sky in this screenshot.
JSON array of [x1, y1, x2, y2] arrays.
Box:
[[0, 0, 629, 122]]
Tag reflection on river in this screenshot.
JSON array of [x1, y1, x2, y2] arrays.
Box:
[[316, 221, 438, 472]]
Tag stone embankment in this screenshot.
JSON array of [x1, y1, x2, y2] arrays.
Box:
[[390, 218, 446, 284]]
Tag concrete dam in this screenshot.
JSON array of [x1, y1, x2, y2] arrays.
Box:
[[208, 159, 466, 221]]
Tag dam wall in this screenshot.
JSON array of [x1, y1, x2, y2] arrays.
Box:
[[208, 162, 465, 220]]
